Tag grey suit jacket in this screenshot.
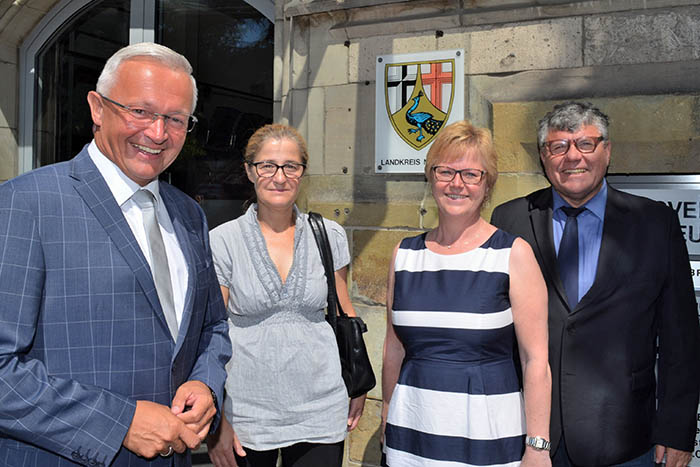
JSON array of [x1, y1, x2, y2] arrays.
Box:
[[0, 147, 231, 466], [492, 185, 699, 465]]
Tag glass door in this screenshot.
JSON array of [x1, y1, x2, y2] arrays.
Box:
[[33, 0, 130, 167], [158, 0, 274, 227], [26, 0, 273, 227]]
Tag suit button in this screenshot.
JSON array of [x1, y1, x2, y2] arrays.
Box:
[[566, 323, 576, 334], [71, 451, 80, 460]]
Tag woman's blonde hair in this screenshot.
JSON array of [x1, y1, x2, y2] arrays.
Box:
[[244, 123, 309, 165], [425, 120, 498, 197]]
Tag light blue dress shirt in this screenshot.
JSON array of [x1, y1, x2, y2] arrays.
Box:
[[552, 180, 607, 304]]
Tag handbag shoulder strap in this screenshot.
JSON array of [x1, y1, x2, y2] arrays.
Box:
[[307, 212, 346, 331]]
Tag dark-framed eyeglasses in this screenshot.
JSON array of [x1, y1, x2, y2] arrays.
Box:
[[541, 136, 605, 157], [248, 161, 306, 179], [98, 93, 198, 133], [431, 166, 485, 185]]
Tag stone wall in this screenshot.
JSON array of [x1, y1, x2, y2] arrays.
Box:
[[275, 1, 700, 465]]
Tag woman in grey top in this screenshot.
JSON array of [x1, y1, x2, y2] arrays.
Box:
[[206, 124, 366, 467]]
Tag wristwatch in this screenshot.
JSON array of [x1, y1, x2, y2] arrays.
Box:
[[208, 385, 218, 409], [525, 436, 551, 451]]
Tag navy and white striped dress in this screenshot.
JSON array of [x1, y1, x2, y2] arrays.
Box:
[[384, 230, 526, 467]]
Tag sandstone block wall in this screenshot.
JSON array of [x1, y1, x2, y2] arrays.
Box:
[[277, 1, 700, 465]]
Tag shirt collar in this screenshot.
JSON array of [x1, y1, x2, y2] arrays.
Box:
[[88, 140, 161, 206], [552, 179, 607, 222]]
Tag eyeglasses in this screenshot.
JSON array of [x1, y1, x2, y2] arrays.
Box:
[[98, 93, 197, 133], [248, 161, 306, 179], [431, 166, 485, 185], [541, 136, 605, 157]]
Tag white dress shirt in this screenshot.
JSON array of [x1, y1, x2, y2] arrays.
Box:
[[88, 140, 188, 328]]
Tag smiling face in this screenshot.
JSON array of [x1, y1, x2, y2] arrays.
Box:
[[430, 145, 488, 218], [246, 137, 304, 210], [540, 124, 611, 207], [87, 58, 194, 186]]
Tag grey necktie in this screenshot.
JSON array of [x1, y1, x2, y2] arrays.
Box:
[[132, 189, 179, 340]]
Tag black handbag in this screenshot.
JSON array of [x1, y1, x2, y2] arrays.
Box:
[[307, 212, 376, 398]]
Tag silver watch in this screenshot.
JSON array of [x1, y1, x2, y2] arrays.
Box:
[[525, 436, 551, 451]]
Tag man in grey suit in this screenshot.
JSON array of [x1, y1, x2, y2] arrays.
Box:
[[0, 43, 231, 466], [492, 102, 699, 467]]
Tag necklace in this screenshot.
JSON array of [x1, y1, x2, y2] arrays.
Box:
[[435, 224, 482, 250], [440, 237, 469, 249]]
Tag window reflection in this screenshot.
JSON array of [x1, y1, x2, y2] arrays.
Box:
[[159, 0, 273, 228], [32, 0, 272, 228], [34, 0, 130, 168]]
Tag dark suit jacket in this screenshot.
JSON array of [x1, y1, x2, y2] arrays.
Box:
[[492, 185, 699, 465], [0, 148, 231, 466]]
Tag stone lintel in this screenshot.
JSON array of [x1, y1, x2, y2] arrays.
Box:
[[585, 6, 700, 66], [471, 61, 700, 104], [284, 0, 409, 18], [284, 0, 698, 19]]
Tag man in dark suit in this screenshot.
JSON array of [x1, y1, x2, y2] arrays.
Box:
[[0, 43, 231, 466], [491, 102, 699, 466]]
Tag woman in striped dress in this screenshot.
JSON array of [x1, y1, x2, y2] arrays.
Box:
[[382, 121, 551, 467]]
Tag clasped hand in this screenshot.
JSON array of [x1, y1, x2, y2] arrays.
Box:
[[123, 380, 216, 458]]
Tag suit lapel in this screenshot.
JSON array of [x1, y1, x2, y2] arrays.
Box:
[[160, 185, 197, 353], [69, 149, 175, 341], [528, 189, 572, 312]]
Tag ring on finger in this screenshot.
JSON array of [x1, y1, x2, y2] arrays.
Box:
[[159, 446, 174, 457]]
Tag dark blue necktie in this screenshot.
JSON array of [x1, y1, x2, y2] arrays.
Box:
[[558, 206, 586, 310]]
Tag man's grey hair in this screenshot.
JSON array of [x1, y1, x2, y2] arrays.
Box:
[[537, 101, 609, 151], [96, 42, 198, 112]]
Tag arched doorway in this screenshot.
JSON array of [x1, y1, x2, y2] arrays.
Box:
[[20, 0, 274, 227]]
